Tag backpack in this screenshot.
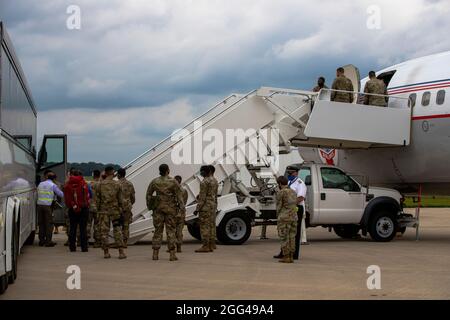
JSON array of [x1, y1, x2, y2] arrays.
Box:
[[71, 180, 88, 212]]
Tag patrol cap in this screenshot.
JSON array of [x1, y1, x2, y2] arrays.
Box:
[[286, 165, 299, 172]]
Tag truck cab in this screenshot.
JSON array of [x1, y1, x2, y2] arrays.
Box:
[[298, 163, 411, 242]]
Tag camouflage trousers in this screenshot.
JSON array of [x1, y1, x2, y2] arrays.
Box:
[[86, 210, 101, 244], [99, 211, 124, 250], [209, 209, 217, 243], [199, 210, 211, 247], [152, 210, 177, 251], [175, 212, 186, 246], [277, 221, 298, 256], [121, 209, 133, 245]]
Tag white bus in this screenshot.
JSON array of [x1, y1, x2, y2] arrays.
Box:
[[0, 22, 67, 294]]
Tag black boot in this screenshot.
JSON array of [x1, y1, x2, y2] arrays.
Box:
[[273, 251, 283, 259]]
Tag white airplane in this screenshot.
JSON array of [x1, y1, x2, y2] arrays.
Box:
[[301, 51, 450, 195]]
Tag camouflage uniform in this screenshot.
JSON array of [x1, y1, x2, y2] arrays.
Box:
[[119, 177, 136, 245], [364, 78, 387, 106], [276, 187, 299, 257], [209, 176, 219, 244], [146, 176, 184, 251], [331, 75, 354, 103], [87, 179, 101, 246], [97, 176, 125, 250], [196, 176, 216, 248], [176, 188, 189, 247]]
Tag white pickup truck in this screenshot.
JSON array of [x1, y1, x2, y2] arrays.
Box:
[[186, 163, 417, 244]]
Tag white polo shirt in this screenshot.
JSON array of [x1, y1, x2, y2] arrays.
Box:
[[288, 177, 307, 207]]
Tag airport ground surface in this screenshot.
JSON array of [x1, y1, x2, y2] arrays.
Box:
[[2, 208, 450, 300]]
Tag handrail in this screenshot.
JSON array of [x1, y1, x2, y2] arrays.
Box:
[[124, 93, 238, 168], [318, 88, 411, 107], [267, 90, 312, 101], [263, 97, 309, 128], [126, 89, 258, 176]]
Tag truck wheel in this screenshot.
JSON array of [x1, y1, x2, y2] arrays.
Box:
[[368, 210, 397, 242], [187, 223, 201, 241], [333, 225, 360, 239], [0, 274, 8, 295], [217, 211, 252, 245], [24, 230, 36, 246]]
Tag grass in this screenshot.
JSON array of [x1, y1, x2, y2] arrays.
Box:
[[404, 196, 450, 208]]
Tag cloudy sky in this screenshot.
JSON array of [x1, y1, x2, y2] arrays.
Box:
[[1, 0, 449, 164]]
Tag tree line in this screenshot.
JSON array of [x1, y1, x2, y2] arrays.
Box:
[[68, 162, 121, 177]]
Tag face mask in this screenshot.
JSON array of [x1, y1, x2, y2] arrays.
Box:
[[287, 175, 296, 182]]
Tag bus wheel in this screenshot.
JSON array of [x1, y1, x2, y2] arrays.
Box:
[[8, 219, 19, 284], [0, 275, 8, 295]]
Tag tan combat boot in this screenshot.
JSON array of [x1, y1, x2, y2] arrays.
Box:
[[118, 248, 127, 259], [104, 249, 111, 259], [211, 242, 217, 250], [195, 244, 211, 253], [278, 252, 294, 263], [289, 253, 294, 263], [152, 249, 159, 260], [169, 250, 178, 261]]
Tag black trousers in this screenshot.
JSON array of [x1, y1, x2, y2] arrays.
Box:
[[68, 208, 89, 251], [293, 205, 304, 260], [37, 205, 53, 244]]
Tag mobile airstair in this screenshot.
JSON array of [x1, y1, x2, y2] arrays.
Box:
[[124, 84, 412, 244]]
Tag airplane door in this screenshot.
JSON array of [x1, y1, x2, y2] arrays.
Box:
[[343, 64, 361, 103], [317, 167, 364, 224]]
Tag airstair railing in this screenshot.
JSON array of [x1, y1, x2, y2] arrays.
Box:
[[125, 89, 258, 176], [317, 88, 411, 109], [261, 90, 313, 128]]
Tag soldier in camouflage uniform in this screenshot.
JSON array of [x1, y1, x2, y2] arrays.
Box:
[[97, 166, 126, 259], [194, 166, 216, 253], [276, 176, 299, 263], [331, 67, 354, 103], [364, 71, 388, 107], [146, 164, 184, 261], [208, 165, 219, 250], [117, 168, 136, 247], [88, 170, 102, 248], [174, 175, 188, 253]]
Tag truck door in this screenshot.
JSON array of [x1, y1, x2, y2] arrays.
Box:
[[37, 135, 68, 225], [317, 166, 364, 224]]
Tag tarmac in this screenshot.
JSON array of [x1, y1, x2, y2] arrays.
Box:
[[1, 208, 450, 300]]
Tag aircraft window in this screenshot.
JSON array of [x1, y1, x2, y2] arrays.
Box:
[[421, 92, 431, 106], [409, 93, 416, 108], [436, 90, 445, 105]]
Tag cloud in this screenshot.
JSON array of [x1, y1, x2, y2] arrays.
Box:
[[3, 0, 450, 162], [37, 98, 203, 164]]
